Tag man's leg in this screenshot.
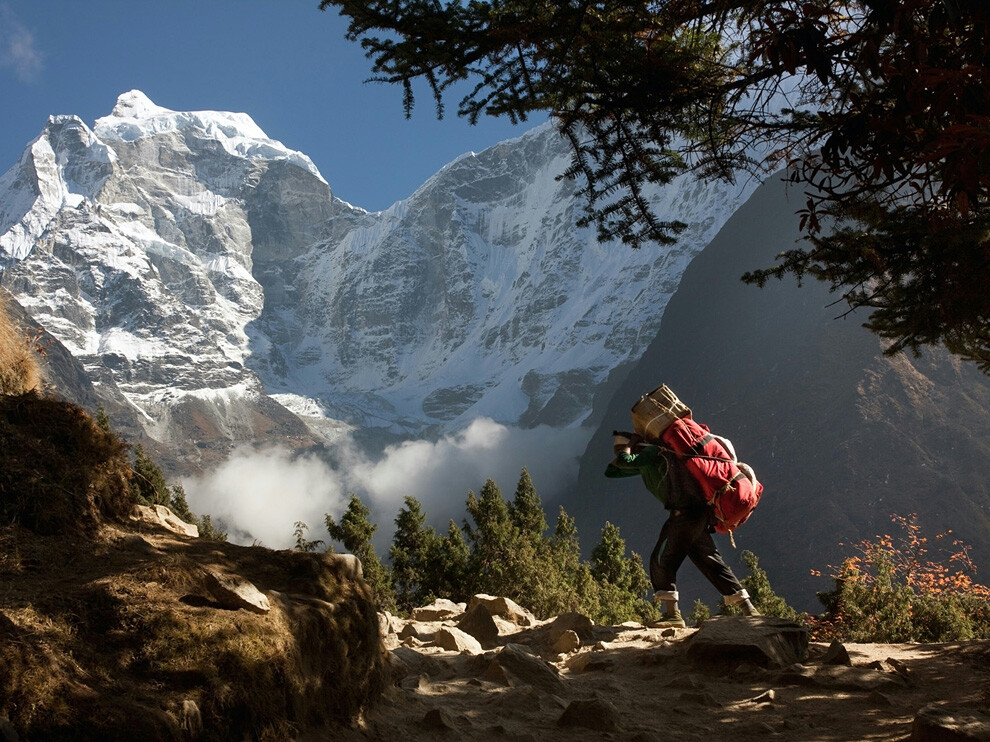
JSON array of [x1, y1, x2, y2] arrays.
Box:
[[648, 514, 695, 628], [686, 525, 760, 616]]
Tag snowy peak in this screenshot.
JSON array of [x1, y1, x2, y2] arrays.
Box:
[[94, 90, 325, 182]]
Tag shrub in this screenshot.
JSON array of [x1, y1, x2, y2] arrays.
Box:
[[810, 513, 990, 642]]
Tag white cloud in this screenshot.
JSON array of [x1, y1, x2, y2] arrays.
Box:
[[0, 5, 43, 83], [182, 418, 593, 550]]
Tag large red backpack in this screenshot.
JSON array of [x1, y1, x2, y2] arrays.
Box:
[[660, 416, 763, 537]]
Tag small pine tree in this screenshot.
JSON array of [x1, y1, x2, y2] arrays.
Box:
[[292, 521, 326, 552], [198, 514, 228, 542], [389, 496, 438, 612], [131, 445, 170, 507], [509, 467, 547, 539], [326, 494, 395, 611]]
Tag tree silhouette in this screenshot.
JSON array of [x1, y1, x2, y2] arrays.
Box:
[[320, 0, 990, 370]]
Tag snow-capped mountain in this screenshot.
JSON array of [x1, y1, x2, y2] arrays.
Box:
[[0, 91, 758, 470]]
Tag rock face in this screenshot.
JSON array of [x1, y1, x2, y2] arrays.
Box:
[[0, 91, 758, 471]]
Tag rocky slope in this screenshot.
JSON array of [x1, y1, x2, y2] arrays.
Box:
[[343, 596, 990, 742]]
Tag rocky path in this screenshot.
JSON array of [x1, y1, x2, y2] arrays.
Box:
[[326, 596, 990, 742]]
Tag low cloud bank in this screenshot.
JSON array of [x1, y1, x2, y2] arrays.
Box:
[[183, 418, 593, 550]]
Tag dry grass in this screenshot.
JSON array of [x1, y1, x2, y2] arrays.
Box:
[[0, 394, 134, 536], [0, 295, 42, 396], [0, 527, 389, 741]]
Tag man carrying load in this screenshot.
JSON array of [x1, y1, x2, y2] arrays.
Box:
[[605, 386, 759, 628]]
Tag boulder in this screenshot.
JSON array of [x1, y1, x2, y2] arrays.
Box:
[[911, 703, 990, 742], [434, 626, 483, 655], [468, 595, 536, 626], [493, 644, 566, 694], [686, 616, 808, 668], [202, 570, 270, 614], [411, 598, 464, 622], [457, 603, 500, 647], [398, 622, 439, 642], [547, 612, 595, 643], [391, 646, 453, 680], [131, 504, 198, 538]]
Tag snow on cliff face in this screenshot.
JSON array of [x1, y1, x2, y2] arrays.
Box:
[[0, 91, 758, 455]]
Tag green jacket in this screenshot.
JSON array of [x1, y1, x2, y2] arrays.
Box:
[[604, 445, 672, 508]]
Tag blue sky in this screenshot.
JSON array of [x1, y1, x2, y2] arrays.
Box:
[[0, 0, 546, 212]]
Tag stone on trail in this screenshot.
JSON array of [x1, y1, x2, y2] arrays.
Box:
[[457, 603, 500, 647], [910, 703, 990, 742], [411, 598, 464, 622], [493, 644, 566, 694], [552, 629, 581, 654], [822, 639, 852, 666], [468, 594, 536, 626], [557, 697, 620, 732], [685, 616, 808, 668], [547, 612, 595, 643], [434, 626, 484, 655]]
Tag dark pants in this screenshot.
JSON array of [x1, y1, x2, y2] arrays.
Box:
[[650, 509, 743, 597]]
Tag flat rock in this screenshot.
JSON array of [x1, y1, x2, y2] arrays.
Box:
[[434, 626, 483, 655], [391, 646, 453, 681], [911, 703, 990, 741], [686, 616, 808, 668], [131, 504, 198, 538], [202, 570, 270, 614], [494, 644, 566, 694], [412, 598, 464, 622]]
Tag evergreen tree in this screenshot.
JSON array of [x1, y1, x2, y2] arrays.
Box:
[[389, 496, 438, 612], [326, 494, 395, 611], [509, 467, 547, 540], [423, 520, 471, 605], [131, 445, 170, 507], [590, 521, 655, 624], [464, 479, 515, 598]]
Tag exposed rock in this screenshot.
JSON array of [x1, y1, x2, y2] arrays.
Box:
[[777, 664, 909, 692], [457, 603, 500, 647], [679, 691, 722, 707], [468, 594, 536, 626], [822, 639, 852, 666], [911, 703, 990, 741], [494, 644, 566, 694], [434, 626, 484, 655], [551, 629, 581, 654], [202, 570, 270, 614], [557, 697, 620, 732], [131, 504, 198, 538], [391, 647, 452, 681], [412, 598, 465, 622], [180, 700, 202, 738], [398, 622, 439, 642], [747, 689, 777, 704], [419, 708, 456, 731], [686, 616, 809, 668], [547, 612, 595, 643]]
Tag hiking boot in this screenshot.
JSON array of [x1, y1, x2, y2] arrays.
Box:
[[648, 610, 686, 629], [741, 599, 761, 617]]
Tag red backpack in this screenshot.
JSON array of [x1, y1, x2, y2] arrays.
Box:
[[661, 416, 763, 538]]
